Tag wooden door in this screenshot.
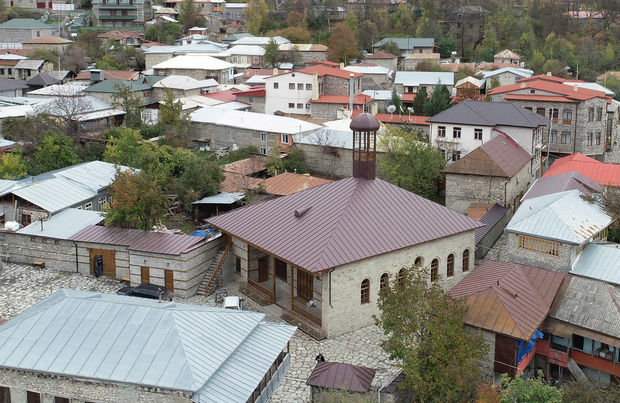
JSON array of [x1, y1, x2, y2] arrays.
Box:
[[89, 249, 116, 278], [140, 266, 150, 284], [165, 269, 174, 292], [297, 269, 313, 300], [258, 257, 269, 282], [494, 333, 517, 376]]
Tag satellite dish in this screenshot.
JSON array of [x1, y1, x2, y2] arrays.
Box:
[[387, 105, 396, 113], [407, 107, 413, 113]]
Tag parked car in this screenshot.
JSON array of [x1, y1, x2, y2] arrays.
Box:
[[117, 284, 173, 301]]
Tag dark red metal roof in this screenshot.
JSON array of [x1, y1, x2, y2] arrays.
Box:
[[69, 226, 206, 255], [306, 362, 375, 392], [450, 260, 567, 340], [208, 177, 482, 273]]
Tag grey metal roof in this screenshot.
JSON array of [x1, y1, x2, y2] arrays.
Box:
[[17, 208, 104, 239], [0, 18, 52, 29], [475, 204, 507, 243], [480, 67, 533, 80], [373, 37, 434, 50], [394, 71, 454, 86], [0, 289, 296, 402], [192, 192, 245, 205], [427, 99, 549, 128], [12, 176, 97, 213], [15, 59, 45, 70], [571, 243, 620, 286], [522, 171, 602, 201], [0, 77, 27, 91], [26, 72, 60, 86], [505, 190, 613, 244]]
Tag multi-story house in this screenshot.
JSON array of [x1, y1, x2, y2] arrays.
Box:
[[393, 71, 454, 102], [92, 0, 153, 28], [372, 37, 435, 55], [227, 45, 264, 71], [489, 75, 612, 160], [0, 19, 55, 44]]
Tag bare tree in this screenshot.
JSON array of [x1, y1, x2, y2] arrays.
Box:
[[33, 84, 93, 140], [62, 44, 89, 74]]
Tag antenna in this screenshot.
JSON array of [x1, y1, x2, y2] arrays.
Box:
[[387, 104, 396, 117]]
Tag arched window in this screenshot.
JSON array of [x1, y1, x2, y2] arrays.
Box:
[[462, 249, 470, 272], [414, 256, 423, 267], [430, 259, 438, 282], [361, 279, 370, 304], [447, 254, 454, 277], [398, 268, 405, 287], [380, 273, 389, 291]]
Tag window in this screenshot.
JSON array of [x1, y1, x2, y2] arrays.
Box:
[[235, 256, 241, 273], [550, 129, 558, 143], [361, 279, 370, 304], [549, 108, 558, 123], [529, 89, 535, 94], [21, 213, 31, 226], [288, 102, 294, 108], [517, 234, 560, 256], [586, 132, 593, 146], [281, 134, 289, 143], [524, 107, 532, 111], [597, 107, 603, 121], [306, 103, 310, 109], [260, 133, 267, 142], [7, 68, 11, 75], [437, 126, 446, 137], [414, 256, 423, 267], [446, 254, 454, 277], [596, 132, 601, 145], [296, 103, 303, 109], [98, 197, 106, 210], [397, 268, 405, 287], [562, 109, 572, 124], [289, 83, 295, 90], [474, 128, 483, 140], [27, 391, 41, 403], [588, 107, 594, 122], [453, 127, 461, 138], [259, 146, 267, 155], [451, 151, 461, 161], [430, 259, 438, 282], [536, 107, 545, 116], [462, 249, 469, 272], [248, 97, 254, 102], [572, 334, 585, 350], [273, 82, 279, 89], [380, 273, 389, 291], [275, 259, 287, 281], [306, 83, 312, 90], [297, 83, 303, 90], [560, 130, 571, 144], [84, 202, 92, 211]]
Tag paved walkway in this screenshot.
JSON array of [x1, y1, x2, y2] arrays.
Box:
[[0, 264, 400, 402]]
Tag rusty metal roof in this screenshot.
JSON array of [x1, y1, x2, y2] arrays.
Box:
[[69, 226, 207, 255], [261, 172, 332, 196], [306, 362, 375, 392], [350, 112, 380, 131], [208, 177, 482, 273], [443, 131, 531, 178], [450, 260, 567, 341], [522, 171, 602, 201]]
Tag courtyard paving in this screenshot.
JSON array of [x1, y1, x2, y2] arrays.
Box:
[[0, 263, 400, 402]]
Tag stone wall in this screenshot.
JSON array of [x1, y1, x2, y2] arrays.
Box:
[[475, 211, 509, 260], [189, 121, 281, 152], [474, 328, 496, 379], [0, 28, 55, 44], [3, 232, 77, 272], [152, 87, 201, 103], [145, 53, 173, 70], [235, 95, 265, 113], [322, 75, 362, 95], [322, 229, 476, 337], [504, 232, 574, 271]]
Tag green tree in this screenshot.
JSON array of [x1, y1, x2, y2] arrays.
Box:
[[378, 40, 401, 56], [374, 264, 487, 402], [178, 0, 206, 30], [327, 23, 360, 65], [32, 133, 79, 174], [95, 54, 120, 70], [264, 38, 279, 67], [0, 152, 27, 179], [562, 380, 620, 402], [175, 153, 224, 209], [31, 48, 60, 69], [358, 20, 378, 52], [437, 34, 457, 59], [265, 141, 284, 176], [390, 88, 404, 114], [415, 60, 443, 72], [103, 126, 142, 167], [343, 11, 358, 36], [145, 22, 183, 44], [501, 371, 562, 403], [412, 86, 428, 116], [245, 0, 270, 35], [378, 125, 444, 201], [489, 77, 501, 91], [112, 83, 143, 129], [423, 84, 451, 116], [283, 147, 306, 174]]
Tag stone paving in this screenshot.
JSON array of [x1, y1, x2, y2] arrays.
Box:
[[0, 263, 400, 402]]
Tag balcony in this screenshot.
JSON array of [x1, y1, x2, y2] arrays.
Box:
[[99, 15, 137, 20]]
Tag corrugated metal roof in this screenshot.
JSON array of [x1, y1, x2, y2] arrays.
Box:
[[543, 153, 620, 187], [443, 131, 532, 178], [12, 176, 97, 213], [192, 192, 245, 205], [0, 18, 51, 29], [306, 362, 376, 392], [17, 208, 104, 239], [394, 71, 454, 86], [571, 243, 620, 286], [151, 54, 234, 70], [15, 59, 45, 70], [480, 67, 532, 79], [506, 190, 613, 244], [522, 171, 602, 201], [474, 204, 507, 244], [84, 76, 164, 94], [427, 99, 549, 127], [261, 172, 333, 196], [373, 37, 434, 50], [231, 36, 289, 46], [208, 177, 482, 273], [0, 289, 296, 402], [0, 78, 27, 91], [450, 260, 567, 340]]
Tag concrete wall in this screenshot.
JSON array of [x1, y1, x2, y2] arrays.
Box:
[[264, 72, 313, 115], [485, 72, 521, 88], [3, 232, 77, 272], [322, 229, 476, 337]]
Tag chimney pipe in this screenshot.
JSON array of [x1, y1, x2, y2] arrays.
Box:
[[272, 67, 278, 76], [349, 74, 354, 113], [340, 62, 344, 70], [312, 72, 319, 101]]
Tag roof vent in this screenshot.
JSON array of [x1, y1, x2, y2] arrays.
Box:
[[294, 207, 311, 218], [574, 84, 579, 92], [546, 71, 552, 76]]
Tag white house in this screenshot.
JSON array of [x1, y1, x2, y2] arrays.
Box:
[[151, 54, 235, 84], [480, 67, 533, 89], [393, 71, 454, 102]]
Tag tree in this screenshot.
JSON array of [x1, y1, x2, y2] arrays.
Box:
[[437, 34, 457, 59], [378, 125, 445, 201], [500, 371, 562, 403], [62, 44, 88, 74], [0, 152, 27, 179], [415, 60, 443, 72], [379, 40, 401, 56], [327, 23, 360, 65], [175, 153, 224, 209], [145, 22, 183, 45], [561, 380, 620, 402], [266, 141, 284, 176], [105, 170, 169, 231], [31, 48, 60, 69], [103, 126, 142, 167], [245, 0, 270, 35], [390, 88, 404, 114], [423, 84, 451, 116], [264, 38, 279, 67], [343, 11, 358, 36], [41, 90, 94, 139], [32, 133, 79, 174], [266, 26, 311, 44], [358, 20, 378, 52], [412, 86, 428, 116], [374, 265, 487, 402], [178, 0, 206, 30], [282, 147, 306, 174], [112, 83, 143, 129]]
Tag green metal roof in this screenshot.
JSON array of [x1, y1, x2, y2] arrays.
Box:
[[0, 18, 53, 29], [84, 76, 164, 93], [98, 5, 137, 9]]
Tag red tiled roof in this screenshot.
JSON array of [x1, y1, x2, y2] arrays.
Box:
[[365, 50, 397, 59], [261, 172, 332, 196], [375, 113, 429, 126], [443, 131, 532, 178], [490, 78, 608, 102], [504, 94, 578, 103], [543, 153, 620, 187], [202, 89, 240, 103], [208, 177, 482, 273], [310, 94, 372, 104], [74, 70, 140, 81], [69, 226, 206, 255], [450, 260, 567, 341], [519, 74, 569, 83], [298, 65, 363, 79], [141, 40, 168, 48], [234, 86, 266, 97], [306, 362, 375, 392]]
